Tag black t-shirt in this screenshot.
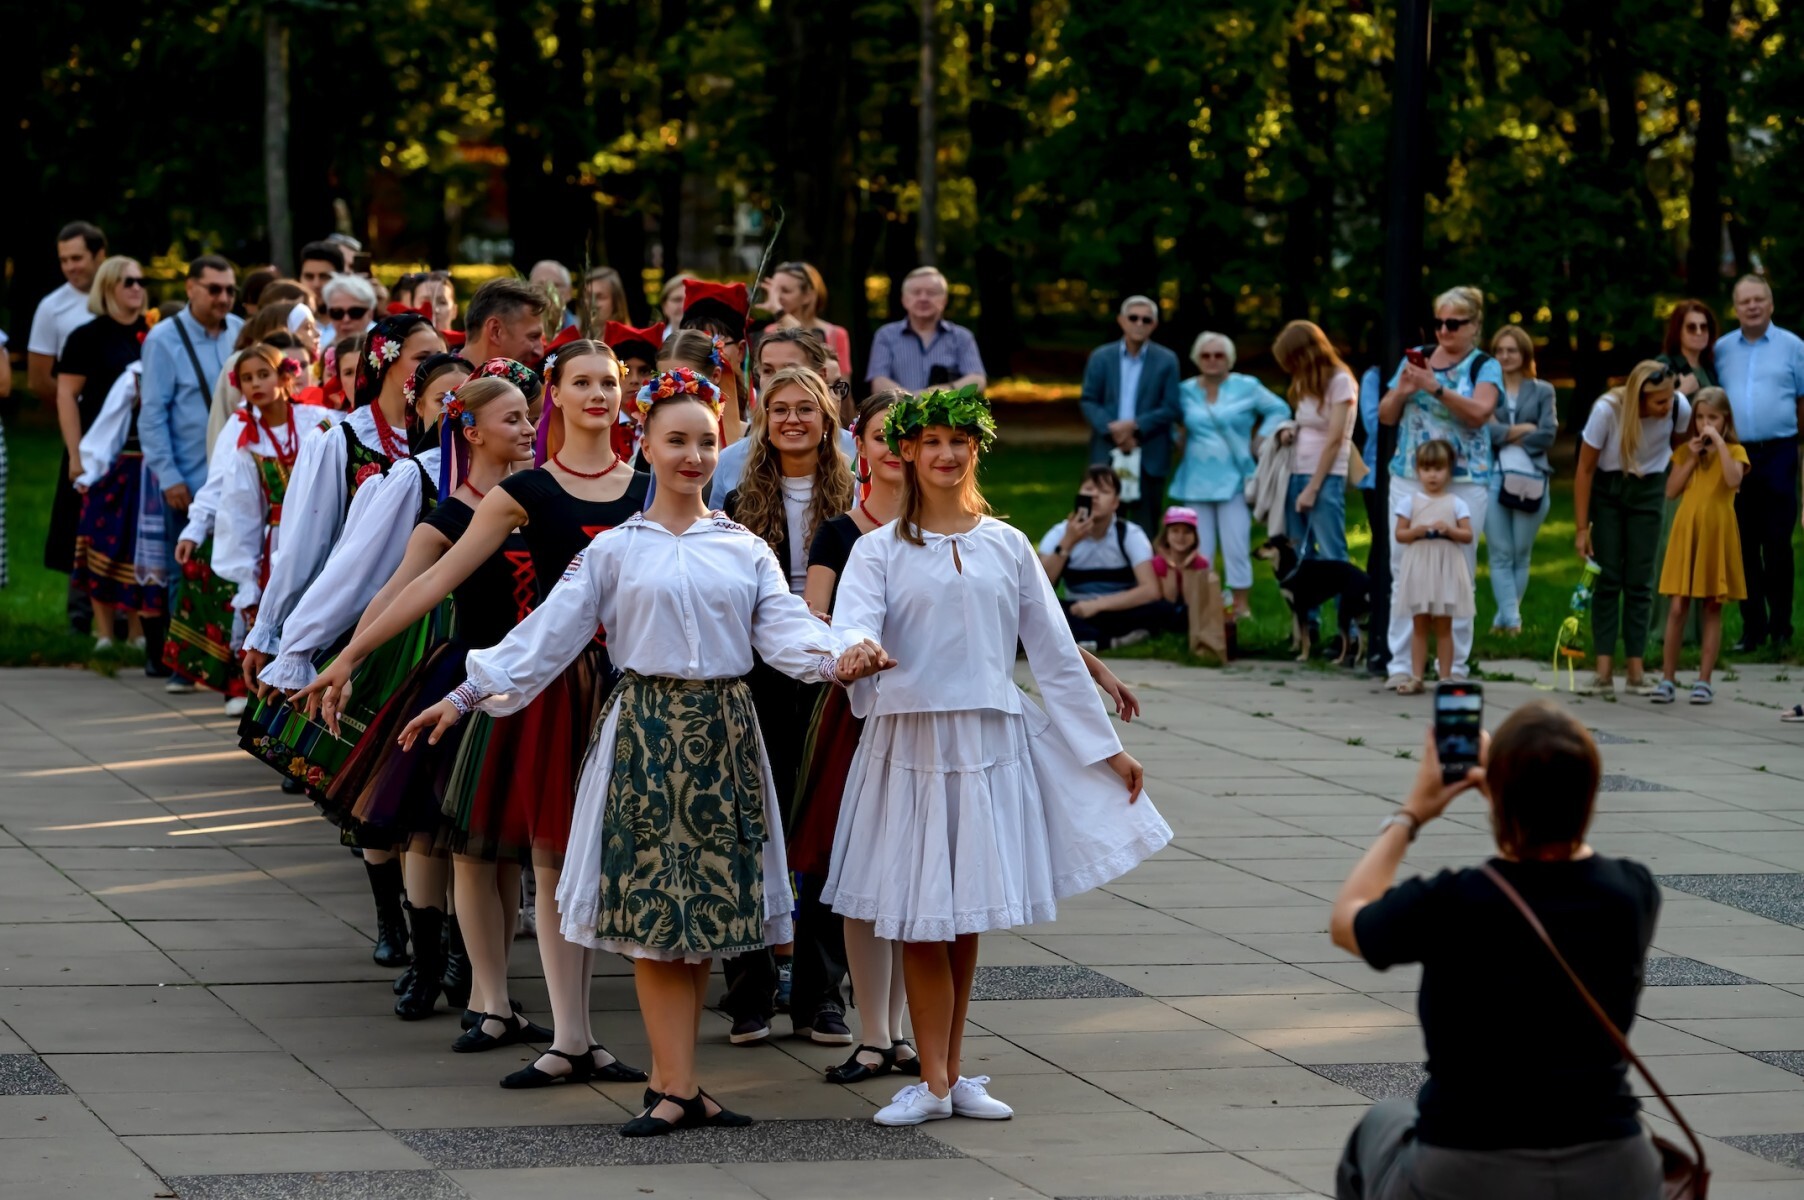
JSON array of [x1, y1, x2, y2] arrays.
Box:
[[1353, 854, 1659, 1151], [422, 497, 533, 650], [57, 315, 150, 432], [806, 513, 865, 608], [497, 467, 651, 603]]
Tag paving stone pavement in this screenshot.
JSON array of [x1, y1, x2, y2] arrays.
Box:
[[4, 659, 1804, 1199]]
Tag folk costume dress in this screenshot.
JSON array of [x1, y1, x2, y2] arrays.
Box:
[[439, 468, 651, 866], [165, 405, 334, 692], [461, 512, 857, 963], [71, 363, 168, 619], [821, 517, 1172, 942], [241, 446, 442, 807]]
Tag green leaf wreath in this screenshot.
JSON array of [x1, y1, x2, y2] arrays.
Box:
[[881, 384, 997, 452]]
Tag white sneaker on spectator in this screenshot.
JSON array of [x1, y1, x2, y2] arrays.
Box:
[[950, 1075, 1013, 1120], [93, 637, 114, 652], [164, 678, 197, 695], [1111, 629, 1152, 649], [873, 1082, 953, 1126], [224, 696, 248, 718], [1075, 640, 1099, 653]]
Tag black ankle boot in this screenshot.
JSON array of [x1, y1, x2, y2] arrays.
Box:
[[365, 859, 411, 967], [441, 915, 472, 1010], [394, 903, 446, 1020]]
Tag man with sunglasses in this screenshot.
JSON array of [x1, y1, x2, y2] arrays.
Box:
[[139, 255, 242, 527], [1714, 274, 1804, 652], [1079, 295, 1181, 535]]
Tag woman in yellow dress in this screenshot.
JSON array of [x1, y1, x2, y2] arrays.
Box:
[[1652, 387, 1747, 705]]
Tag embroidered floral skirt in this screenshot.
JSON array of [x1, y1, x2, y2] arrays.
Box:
[[554, 672, 795, 963], [72, 453, 166, 617], [162, 539, 245, 695]]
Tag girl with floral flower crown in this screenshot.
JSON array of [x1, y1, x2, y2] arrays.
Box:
[[295, 341, 650, 1091], [821, 387, 1172, 1128], [165, 344, 334, 714], [396, 373, 889, 1137]]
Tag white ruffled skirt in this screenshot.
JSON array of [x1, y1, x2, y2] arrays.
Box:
[[820, 700, 1171, 942]]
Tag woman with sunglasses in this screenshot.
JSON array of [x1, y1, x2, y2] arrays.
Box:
[[763, 262, 854, 380], [1377, 286, 1502, 688], [1573, 361, 1691, 696], [51, 257, 152, 607]]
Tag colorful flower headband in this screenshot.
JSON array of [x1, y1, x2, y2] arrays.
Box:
[[366, 333, 401, 371], [631, 367, 722, 417], [882, 384, 996, 452], [228, 357, 304, 391], [443, 387, 476, 429]]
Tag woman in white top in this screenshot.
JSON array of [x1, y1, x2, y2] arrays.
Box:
[[400, 381, 888, 1137], [1573, 361, 1691, 695], [822, 387, 1172, 1127]]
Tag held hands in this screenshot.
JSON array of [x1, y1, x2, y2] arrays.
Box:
[[174, 540, 197, 566], [398, 699, 464, 751], [833, 639, 897, 682], [67, 457, 83, 483], [1106, 750, 1145, 802], [1402, 728, 1490, 826]]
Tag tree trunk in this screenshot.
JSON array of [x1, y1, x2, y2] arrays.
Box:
[[263, 4, 292, 272], [494, 3, 551, 270], [916, 0, 938, 266], [656, 0, 690, 278], [965, 0, 1027, 375], [1685, 0, 1731, 297]]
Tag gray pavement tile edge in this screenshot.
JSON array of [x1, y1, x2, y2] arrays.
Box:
[[1656, 873, 1804, 927], [1642, 956, 1760, 986], [0, 1054, 71, 1096], [1716, 1133, 1804, 1172], [1751, 1051, 1804, 1077], [166, 1172, 468, 1200], [394, 1118, 966, 1168], [1303, 1062, 1428, 1101]]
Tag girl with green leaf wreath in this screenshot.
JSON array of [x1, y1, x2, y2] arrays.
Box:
[[820, 387, 1173, 1127]]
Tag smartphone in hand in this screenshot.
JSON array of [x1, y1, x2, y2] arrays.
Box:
[[1074, 493, 1094, 519], [1433, 681, 1483, 784], [1405, 348, 1428, 369]]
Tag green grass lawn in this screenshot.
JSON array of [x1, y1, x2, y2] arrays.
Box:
[[5, 418, 1800, 669]]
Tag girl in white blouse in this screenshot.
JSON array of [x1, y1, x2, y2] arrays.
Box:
[[399, 380, 891, 1137], [822, 389, 1172, 1127]]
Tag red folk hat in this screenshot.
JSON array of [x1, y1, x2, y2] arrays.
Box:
[[603, 321, 665, 363], [545, 324, 585, 353], [680, 279, 750, 339]]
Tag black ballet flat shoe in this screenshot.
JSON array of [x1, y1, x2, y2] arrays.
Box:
[[825, 1044, 895, 1085], [500, 1047, 593, 1090], [452, 1011, 549, 1053], [696, 1088, 753, 1127], [619, 1090, 753, 1138], [460, 997, 525, 1030], [891, 1040, 921, 1076], [589, 1044, 648, 1083]]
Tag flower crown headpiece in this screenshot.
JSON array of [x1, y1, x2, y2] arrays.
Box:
[[474, 357, 542, 402], [882, 384, 996, 453], [632, 366, 722, 417], [366, 333, 401, 372]]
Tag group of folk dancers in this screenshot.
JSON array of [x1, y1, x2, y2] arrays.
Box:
[[176, 294, 1171, 1136]]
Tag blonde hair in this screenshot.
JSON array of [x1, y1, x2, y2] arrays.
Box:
[[1690, 386, 1739, 445], [895, 426, 994, 547], [89, 257, 141, 318], [734, 367, 854, 550], [1434, 285, 1485, 331], [657, 328, 722, 376], [1272, 320, 1352, 410], [1189, 330, 1237, 369], [1604, 360, 1675, 476], [451, 376, 523, 423], [1490, 325, 1537, 378]]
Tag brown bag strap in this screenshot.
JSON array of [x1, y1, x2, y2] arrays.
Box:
[[1479, 863, 1707, 1180]]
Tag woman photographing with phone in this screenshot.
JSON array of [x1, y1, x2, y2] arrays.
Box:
[[1331, 700, 1683, 1200]]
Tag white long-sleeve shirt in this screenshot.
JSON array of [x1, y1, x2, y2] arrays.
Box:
[[206, 405, 338, 612], [257, 449, 440, 690], [244, 406, 403, 655], [74, 364, 142, 489], [465, 512, 854, 715], [831, 516, 1122, 767]]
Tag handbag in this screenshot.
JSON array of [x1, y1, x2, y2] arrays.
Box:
[[1110, 446, 1142, 503], [1480, 864, 1709, 1199], [1496, 443, 1546, 513], [1179, 564, 1228, 664]]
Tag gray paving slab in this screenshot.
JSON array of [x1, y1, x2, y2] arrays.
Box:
[[396, 1118, 965, 1168], [0, 1052, 69, 1095], [166, 1170, 468, 1199]]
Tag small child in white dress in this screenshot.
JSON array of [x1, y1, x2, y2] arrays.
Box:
[[1394, 438, 1475, 692], [822, 387, 1173, 1127]]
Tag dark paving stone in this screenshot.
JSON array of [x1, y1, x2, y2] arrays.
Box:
[[396, 1118, 964, 1169], [1751, 1051, 1804, 1077], [1643, 956, 1760, 987], [1587, 728, 1639, 744], [1599, 774, 1671, 792], [0, 1054, 69, 1096], [1304, 1062, 1427, 1101], [167, 1172, 466, 1200], [1718, 1133, 1804, 1172], [1657, 873, 1804, 928], [1057, 1195, 1320, 1200], [970, 965, 1145, 1001]]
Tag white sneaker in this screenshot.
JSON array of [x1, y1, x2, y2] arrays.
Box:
[[224, 696, 249, 718], [873, 1082, 953, 1126], [164, 679, 197, 695], [93, 637, 115, 651], [1110, 629, 1152, 649], [950, 1075, 1013, 1120]]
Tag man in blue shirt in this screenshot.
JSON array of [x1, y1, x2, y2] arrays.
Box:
[[1714, 275, 1804, 650], [1078, 295, 1182, 534], [866, 267, 987, 394]]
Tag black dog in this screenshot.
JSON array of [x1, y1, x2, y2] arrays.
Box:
[[1254, 535, 1371, 665]]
